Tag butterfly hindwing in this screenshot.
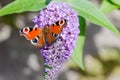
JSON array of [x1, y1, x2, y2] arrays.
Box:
[[31, 34, 45, 47]]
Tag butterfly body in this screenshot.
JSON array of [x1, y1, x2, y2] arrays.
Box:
[[20, 19, 66, 47]]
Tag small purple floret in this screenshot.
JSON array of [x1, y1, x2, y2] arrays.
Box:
[[33, 1, 80, 80]]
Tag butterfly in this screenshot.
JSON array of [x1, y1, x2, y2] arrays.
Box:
[[19, 19, 67, 47]]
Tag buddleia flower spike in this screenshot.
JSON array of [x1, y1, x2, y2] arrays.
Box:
[[33, 1, 80, 80]]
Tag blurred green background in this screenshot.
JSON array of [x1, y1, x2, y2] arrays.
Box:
[[0, 0, 120, 80]]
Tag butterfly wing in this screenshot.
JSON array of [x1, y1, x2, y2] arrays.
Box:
[[20, 19, 66, 47], [20, 27, 45, 47], [31, 33, 45, 47], [44, 19, 67, 44]]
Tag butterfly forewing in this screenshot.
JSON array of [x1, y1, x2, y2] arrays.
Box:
[[20, 27, 45, 47]]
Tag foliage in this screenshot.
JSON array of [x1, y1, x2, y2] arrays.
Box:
[[100, 0, 120, 13], [0, 0, 119, 70]]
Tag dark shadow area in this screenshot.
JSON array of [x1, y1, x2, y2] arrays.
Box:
[[84, 24, 101, 56], [0, 0, 13, 7]]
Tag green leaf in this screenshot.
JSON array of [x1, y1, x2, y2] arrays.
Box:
[[100, 0, 119, 13], [68, 0, 120, 36], [53, 0, 120, 36], [111, 0, 120, 6], [72, 16, 86, 70], [0, 0, 49, 16]]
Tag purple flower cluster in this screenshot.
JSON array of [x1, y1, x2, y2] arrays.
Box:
[[33, 1, 80, 80]]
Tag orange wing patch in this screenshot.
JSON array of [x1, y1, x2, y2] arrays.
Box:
[[44, 19, 66, 44], [26, 28, 42, 40], [19, 19, 67, 47]]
